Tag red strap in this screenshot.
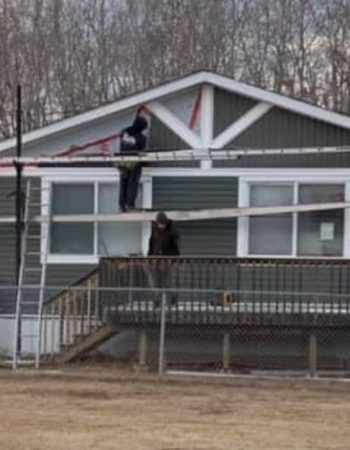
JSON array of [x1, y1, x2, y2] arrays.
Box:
[[189, 91, 202, 130]]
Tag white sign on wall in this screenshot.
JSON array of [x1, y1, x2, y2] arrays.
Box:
[[320, 222, 335, 241]]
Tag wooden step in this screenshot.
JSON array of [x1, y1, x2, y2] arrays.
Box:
[[54, 325, 116, 364]]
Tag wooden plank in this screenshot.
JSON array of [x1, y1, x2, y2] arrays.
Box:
[[1, 145, 350, 165], [55, 325, 115, 364], [32, 201, 350, 223]]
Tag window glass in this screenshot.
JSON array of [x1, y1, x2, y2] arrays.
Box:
[[97, 183, 142, 256], [298, 184, 344, 256], [52, 184, 94, 214], [51, 184, 94, 254], [249, 184, 293, 255], [51, 223, 94, 254]]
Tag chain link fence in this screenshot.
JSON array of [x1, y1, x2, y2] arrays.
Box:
[[1, 257, 350, 377]]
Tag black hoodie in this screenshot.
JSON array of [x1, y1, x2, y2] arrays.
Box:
[[148, 220, 180, 256], [121, 115, 148, 153]]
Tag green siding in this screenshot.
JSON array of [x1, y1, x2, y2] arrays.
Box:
[[148, 116, 198, 167], [152, 177, 238, 256], [214, 88, 257, 137], [213, 89, 350, 167], [0, 177, 95, 314], [230, 106, 350, 149], [149, 116, 187, 151]]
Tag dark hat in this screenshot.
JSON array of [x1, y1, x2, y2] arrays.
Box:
[[155, 211, 168, 225], [132, 115, 148, 132]]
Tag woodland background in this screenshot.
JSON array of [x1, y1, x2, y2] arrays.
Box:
[[0, 0, 349, 140]]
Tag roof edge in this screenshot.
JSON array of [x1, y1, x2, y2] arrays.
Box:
[[1, 70, 350, 153]]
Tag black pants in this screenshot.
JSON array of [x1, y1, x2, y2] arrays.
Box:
[[119, 164, 142, 211], [149, 265, 177, 306]]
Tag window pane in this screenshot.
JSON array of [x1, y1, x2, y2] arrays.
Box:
[[51, 184, 94, 254], [298, 184, 344, 256], [249, 184, 293, 255], [52, 184, 94, 214], [250, 184, 293, 207], [51, 223, 94, 254], [98, 183, 142, 256]]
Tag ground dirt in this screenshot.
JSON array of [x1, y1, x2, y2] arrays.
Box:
[[0, 365, 349, 450]]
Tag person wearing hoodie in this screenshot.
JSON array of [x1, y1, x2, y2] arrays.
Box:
[[148, 212, 180, 257], [118, 111, 149, 212], [148, 212, 180, 306]]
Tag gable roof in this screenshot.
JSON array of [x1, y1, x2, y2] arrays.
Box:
[[1, 71, 350, 153]]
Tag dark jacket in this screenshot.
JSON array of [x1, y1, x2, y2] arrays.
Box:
[[121, 115, 148, 153], [148, 220, 180, 256]]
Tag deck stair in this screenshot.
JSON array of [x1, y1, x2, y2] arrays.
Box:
[[40, 269, 117, 364]]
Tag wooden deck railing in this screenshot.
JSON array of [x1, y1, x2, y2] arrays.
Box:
[[41, 269, 101, 357], [99, 257, 350, 328]]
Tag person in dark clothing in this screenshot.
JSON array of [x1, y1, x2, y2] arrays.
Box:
[[118, 112, 148, 212], [148, 212, 180, 307], [148, 212, 180, 256]]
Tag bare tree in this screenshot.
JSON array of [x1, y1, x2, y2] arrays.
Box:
[[0, 0, 349, 141]]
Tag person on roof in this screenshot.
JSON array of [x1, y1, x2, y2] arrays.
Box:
[[118, 109, 149, 212]]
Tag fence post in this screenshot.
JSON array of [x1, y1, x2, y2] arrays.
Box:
[[138, 328, 148, 369], [158, 291, 167, 376], [222, 331, 231, 372], [308, 332, 317, 378]]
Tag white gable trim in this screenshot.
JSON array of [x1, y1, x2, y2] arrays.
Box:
[[211, 102, 273, 149], [206, 73, 350, 131], [1, 71, 350, 154], [146, 101, 203, 149]]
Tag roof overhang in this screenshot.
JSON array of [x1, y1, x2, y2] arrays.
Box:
[[1, 71, 350, 154]]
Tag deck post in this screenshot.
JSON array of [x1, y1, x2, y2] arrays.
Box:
[[137, 328, 148, 369], [158, 292, 167, 376], [222, 331, 231, 372], [308, 333, 317, 378]]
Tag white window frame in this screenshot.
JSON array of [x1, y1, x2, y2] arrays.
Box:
[[238, 175, 350, 258], [41, 171, 152, 264]]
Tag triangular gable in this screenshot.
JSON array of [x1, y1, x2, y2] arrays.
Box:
[[1, 71, 350, 156]]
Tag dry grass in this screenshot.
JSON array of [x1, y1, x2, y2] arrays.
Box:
[[0, 366, 350, 450]]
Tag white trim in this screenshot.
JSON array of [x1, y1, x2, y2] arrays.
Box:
[[146, 101, 203, 149], [291, 182, 299, 256], [211, 102, 273, 149], [142, 179, 152, 256], [2, 71, 350, 154], [205, 72, 350, 131], [43, 173, 150, 264], [0, 72, 209, 153], [344, 183, 350, 258], [239, 176, 348, 258], [200, 84, 214, 171]]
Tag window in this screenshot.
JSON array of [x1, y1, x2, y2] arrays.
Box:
[[49, 181, 143, 259], [298, 184, 344, 256], [249, 184, 293, 255], [51, 184, 94, 254], [98, 183, 142, 256], [246, 182, 345, 257]]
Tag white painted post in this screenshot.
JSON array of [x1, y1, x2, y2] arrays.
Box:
[[200, 84, 214, 169]]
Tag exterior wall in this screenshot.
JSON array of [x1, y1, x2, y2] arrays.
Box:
[[0, 176, 95, 314], [152, 177, 238, 256], [213, 87, 350, 168], [230, 106, 350, 149], [213, 87, 257, 137]]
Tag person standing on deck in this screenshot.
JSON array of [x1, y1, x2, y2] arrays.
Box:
[[148, 212, 180, 306], [148, 212, 180, 257], [118, 109, 149, 212]]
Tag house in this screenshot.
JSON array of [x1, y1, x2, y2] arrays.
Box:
[[1, 71, 350, 369]]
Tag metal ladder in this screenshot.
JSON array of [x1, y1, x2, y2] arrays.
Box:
[[12, 179, 52, 369]]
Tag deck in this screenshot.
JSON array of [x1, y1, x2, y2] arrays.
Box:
[[99, 257, 350, 330]]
